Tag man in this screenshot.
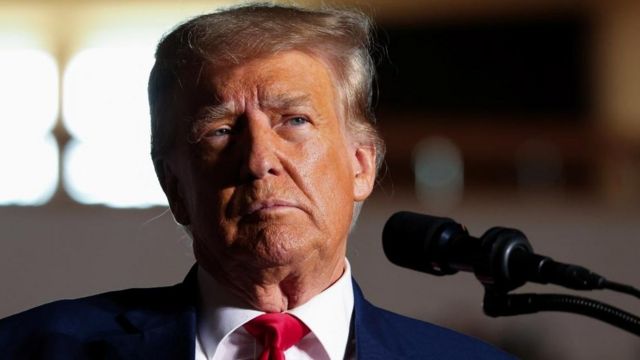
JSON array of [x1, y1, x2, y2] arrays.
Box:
[[0, 4, 514, 359]]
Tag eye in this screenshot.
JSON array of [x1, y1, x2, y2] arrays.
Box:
[[285, 116, 309, 126], [205, 126, 232, 138]]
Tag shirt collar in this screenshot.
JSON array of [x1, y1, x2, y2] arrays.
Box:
[[197, 266, 263, 356], [288, 260, 354, 360], [197, 259, 354, 360]]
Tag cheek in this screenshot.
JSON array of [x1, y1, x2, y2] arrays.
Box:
[[187, 169, 235, 235], [299, 140, 355, 222]]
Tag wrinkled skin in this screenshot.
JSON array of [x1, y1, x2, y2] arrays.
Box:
[[162, 51, 376, 312]]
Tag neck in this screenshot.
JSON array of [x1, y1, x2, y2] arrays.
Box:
[[200, 256, 346, 312]]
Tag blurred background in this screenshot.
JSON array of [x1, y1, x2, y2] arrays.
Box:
[[0, 0, 638, 358]]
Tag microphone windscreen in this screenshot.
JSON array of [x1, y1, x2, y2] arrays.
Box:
[[382, 211, 458, 275]]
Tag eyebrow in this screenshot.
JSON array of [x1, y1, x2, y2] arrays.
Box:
[[189, 93, 313, 141], [194, 93, 312, 123], [260, 93, 312, 111], [195, 103, 235, 123]]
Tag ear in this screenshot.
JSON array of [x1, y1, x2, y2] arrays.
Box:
[[351, 143, 377, 201], [160, 160, 191, 226]]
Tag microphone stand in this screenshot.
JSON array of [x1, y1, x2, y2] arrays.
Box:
[[476, 227, 640, 336], [483, 290, 640, 335]]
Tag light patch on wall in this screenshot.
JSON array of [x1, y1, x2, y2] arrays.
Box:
[[0, 48, 59, 205], [62, 46, 167, 208], [413, 136, 464, 211], [63, 138, 164, 208]]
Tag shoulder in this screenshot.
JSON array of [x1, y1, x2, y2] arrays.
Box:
[[1, 285, 176, 332], [352, 282, 515, 359], [0, 284, 182, 356]]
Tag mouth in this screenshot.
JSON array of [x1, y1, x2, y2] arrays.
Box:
[[244, 199, 300, 216]]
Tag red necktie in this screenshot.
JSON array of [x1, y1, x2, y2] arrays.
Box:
[[243, 313, 310, 360]]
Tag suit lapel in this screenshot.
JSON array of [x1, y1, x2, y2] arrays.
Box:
[[352, 280, 401, 360]]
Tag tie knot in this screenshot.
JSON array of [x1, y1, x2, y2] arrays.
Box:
[[244, 313, 310, 360]]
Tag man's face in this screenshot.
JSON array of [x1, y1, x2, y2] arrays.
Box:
[[164, 51, 376, 284]]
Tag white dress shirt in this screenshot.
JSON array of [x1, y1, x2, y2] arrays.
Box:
[[195, 260, 355, 360]]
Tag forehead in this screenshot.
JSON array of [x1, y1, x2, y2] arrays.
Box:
[[202, 51, 340, 112]]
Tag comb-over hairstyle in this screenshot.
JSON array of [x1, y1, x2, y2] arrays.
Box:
[[148, 3, 385, 182]]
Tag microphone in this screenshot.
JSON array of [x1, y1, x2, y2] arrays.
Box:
[[383, 211, 607, 292]]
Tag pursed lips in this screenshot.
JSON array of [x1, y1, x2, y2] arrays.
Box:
[[244, 199, 300, 215]]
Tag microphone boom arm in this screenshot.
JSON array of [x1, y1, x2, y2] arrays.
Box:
[[483, 291, 640, 336]]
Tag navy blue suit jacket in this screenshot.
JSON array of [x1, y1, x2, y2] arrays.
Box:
[[0, 267, 513, 359]]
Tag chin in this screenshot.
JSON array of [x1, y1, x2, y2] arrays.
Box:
[[253, 234, 317, 266], [196, 222, 324, 270], [235, 224, 319, 266]]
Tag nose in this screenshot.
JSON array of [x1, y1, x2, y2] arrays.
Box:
[[239, 116, 282, 181]]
